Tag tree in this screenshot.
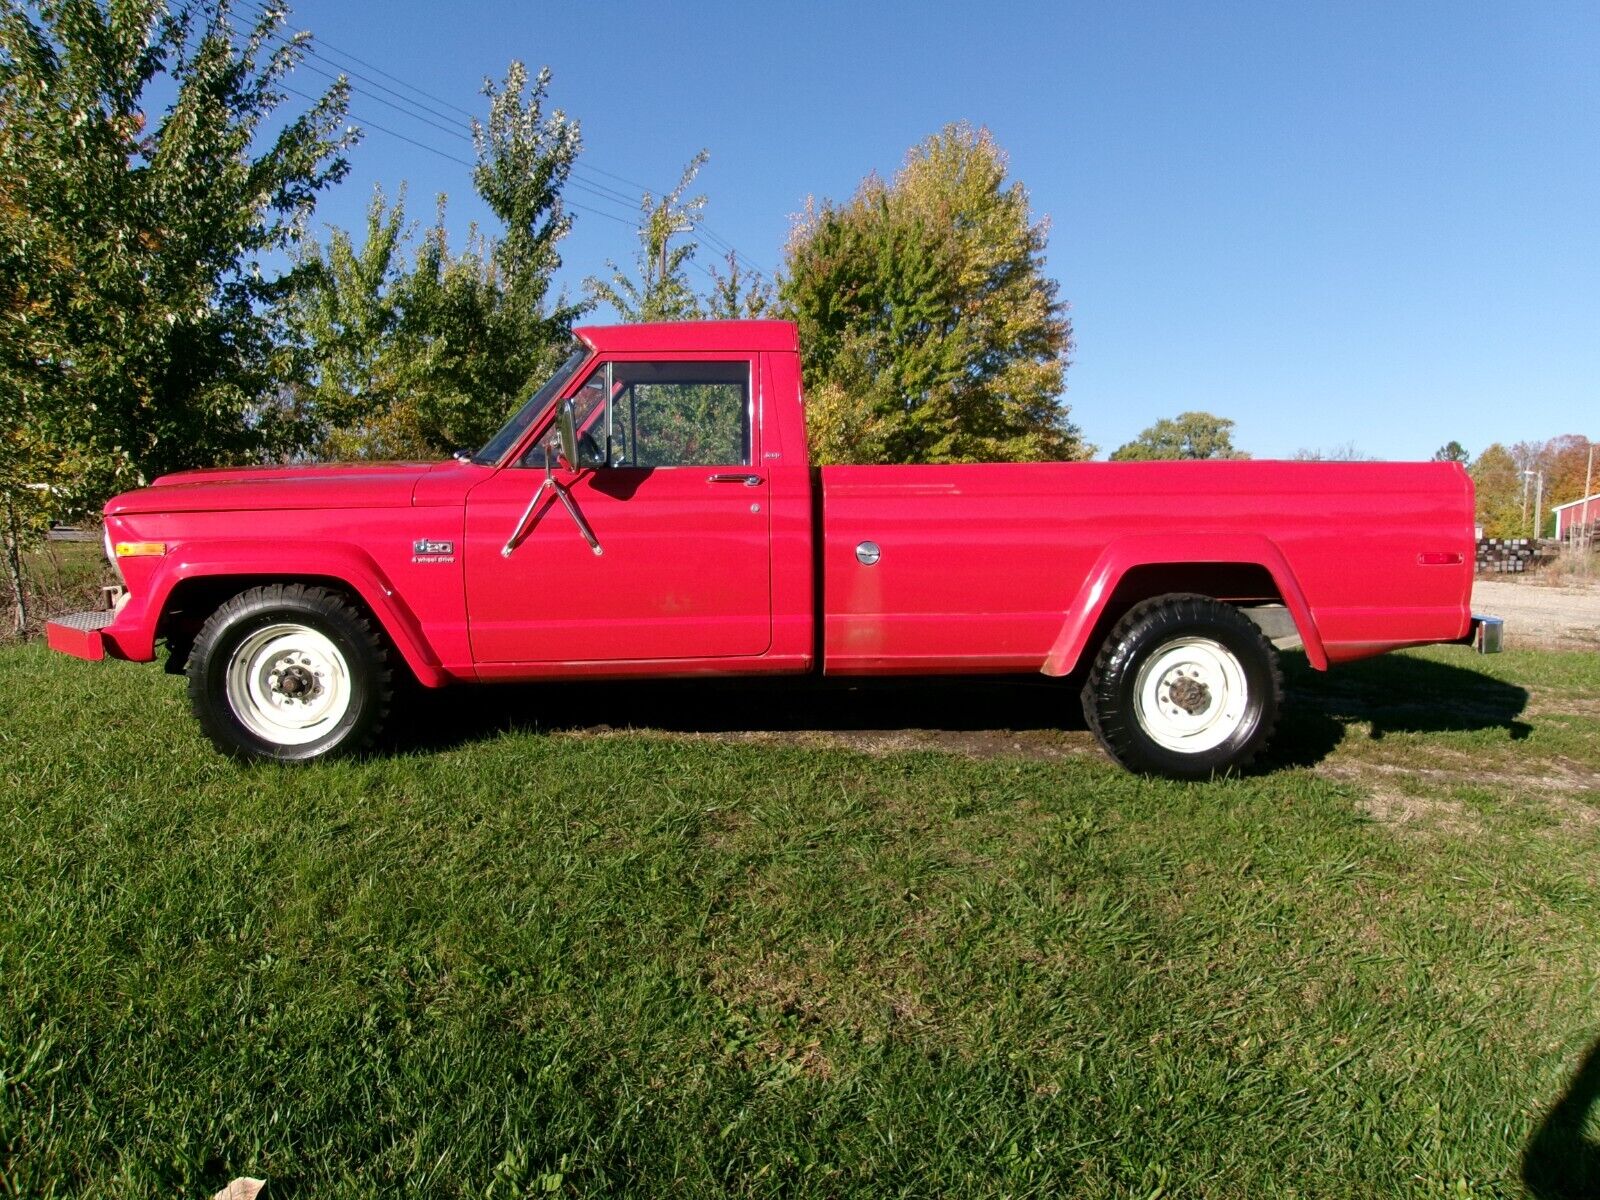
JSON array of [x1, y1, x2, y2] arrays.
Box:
[[1487, 433, 1594, 537], [1290, 442, 1375, 462], [1469, 443, 1522, 538], [0, 0, 351, 627], [470, 61, 583, 383], [780, 123, 1085, 465], [284, 186, 410, 459], [1111, 412, 1248, 461], [584, 152, 709, 323], [1432, 441, 1470, 463], [583, 152, 774, 324], [293, 61, 585, 458], [1542, 434, 1594, 512], [703, 250, 773, 320]]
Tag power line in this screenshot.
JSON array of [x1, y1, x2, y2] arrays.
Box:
[[287, 55, 472, 145], [570, 159, 658, 197], [282, 88, 637, 229], [567, 178, 645, 219], [567, 171, 646, 209], [258, 5, 770, 272], [274, 48, 647, 227], [281, 84, 470, 167], [239, 0, 476, 122], [561, 156, 775, 275], [290, 33, 478, 123]]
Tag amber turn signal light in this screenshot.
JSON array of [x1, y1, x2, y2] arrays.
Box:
[[113, 541, 167, 557]]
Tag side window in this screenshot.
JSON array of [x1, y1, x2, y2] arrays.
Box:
[[614, 361, 750, 468]]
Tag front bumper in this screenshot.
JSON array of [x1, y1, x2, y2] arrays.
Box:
[[1462, 614, 1504, 654]]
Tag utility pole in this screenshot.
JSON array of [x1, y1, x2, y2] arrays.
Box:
[[1585, 441, 1596, 534], [1534, 470, 1544, 540], [1583, 440, 1596, 566], [655, 216, 694, 285]]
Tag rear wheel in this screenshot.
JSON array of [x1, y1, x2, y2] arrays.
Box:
[[1081, 594, 1281, 779], [187, 584, 392, 762]]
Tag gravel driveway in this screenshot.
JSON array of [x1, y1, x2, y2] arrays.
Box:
[[1471, 577, 1600, 650]]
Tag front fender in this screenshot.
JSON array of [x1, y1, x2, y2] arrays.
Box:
[[126, 541, 452, 687], [1040, 533, 1328, 677]]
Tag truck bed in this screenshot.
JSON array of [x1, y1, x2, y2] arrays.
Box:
[[818, 460, 1475, 675]]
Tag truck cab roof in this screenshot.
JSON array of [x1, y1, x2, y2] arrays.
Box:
[[574, 319, 799, 355]]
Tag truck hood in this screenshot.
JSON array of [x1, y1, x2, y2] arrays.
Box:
[[106, 462, 441, 515]]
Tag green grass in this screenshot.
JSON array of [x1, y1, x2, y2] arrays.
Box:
[[3, 644, 1600, 1197]]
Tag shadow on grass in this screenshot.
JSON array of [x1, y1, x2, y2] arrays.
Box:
[[392, 650, 1529, 771], [1260, 653, 1532, 770], [1524, 1035, 1600, 1199], [397, 674, 1074, 754]]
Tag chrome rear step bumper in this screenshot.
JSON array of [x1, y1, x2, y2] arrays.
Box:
[[1464, 614, 1504, 654]]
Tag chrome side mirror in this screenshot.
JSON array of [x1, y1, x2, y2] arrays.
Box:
[[556, 399, 579, 471]]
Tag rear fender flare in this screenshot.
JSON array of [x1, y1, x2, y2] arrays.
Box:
[[1041, 533, 1327, 676], [139, 541, 450, 687]]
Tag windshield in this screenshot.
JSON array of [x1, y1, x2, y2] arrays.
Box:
[[471, 343, 590, 464]]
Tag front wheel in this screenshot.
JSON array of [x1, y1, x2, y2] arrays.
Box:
[[1081, 594, 1282, 779], [187, 584, 393, 762]]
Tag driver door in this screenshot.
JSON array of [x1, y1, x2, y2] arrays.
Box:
[[463, 355, 773, 665]]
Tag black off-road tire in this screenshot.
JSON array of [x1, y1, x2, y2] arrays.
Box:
[[186, 583, 393, 763], [1081, 593, 1282, 780]]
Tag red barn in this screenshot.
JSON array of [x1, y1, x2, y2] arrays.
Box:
[[1553, 493, 1600, 538]]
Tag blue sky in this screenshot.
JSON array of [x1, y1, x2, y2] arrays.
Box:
[[276, 0, 1598, 461]]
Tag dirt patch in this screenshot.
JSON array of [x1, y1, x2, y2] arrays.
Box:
[[1323, 758, 1600, 836], [702, 937, 940, 1077], [1355, 789, 1480, 835], [565, 723, 1099, 763], [1324, 765, 1485, 837], [1525, 695, 1600, 718], [1471, 578, 1600, 650]]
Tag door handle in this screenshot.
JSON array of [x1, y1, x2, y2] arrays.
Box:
[[707, 473, 763, 486]]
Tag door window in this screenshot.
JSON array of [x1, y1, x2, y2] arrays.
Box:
[[615, 361, 750, 467]]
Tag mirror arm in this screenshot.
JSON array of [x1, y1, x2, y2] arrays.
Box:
[[501, 477, 553, 558], [550, 479, 603, 555], [501, 449, 604, 558]]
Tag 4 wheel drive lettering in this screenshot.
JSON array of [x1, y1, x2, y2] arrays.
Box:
[[43, 319, 1498, 776]]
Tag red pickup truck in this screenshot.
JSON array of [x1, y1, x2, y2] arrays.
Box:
[[47, 319, 1498, 777]]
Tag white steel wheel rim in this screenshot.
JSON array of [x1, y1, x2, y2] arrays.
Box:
[[224, 622, 353, 747], [1132, 636, 1250, 754]]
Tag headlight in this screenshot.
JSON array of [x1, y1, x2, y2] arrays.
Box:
[[103, 525, 124, 584]]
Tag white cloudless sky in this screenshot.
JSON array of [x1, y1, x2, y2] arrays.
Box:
[[276, 0, 1599, 461]]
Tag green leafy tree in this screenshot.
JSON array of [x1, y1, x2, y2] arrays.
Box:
[[584, 152, 709, 323], [1111, 412, 1249, 461], [1432, 440, 1470, 464], [294, 61, 585, 458], [0, 83, 90, 629], [0, 0, 350, 627], [703, 250, 773, 320], [781, 123, 1084, 464], [1470, 442, 1523, 538], [469, 61, 583, 389], [285, 186, 409, 458]]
